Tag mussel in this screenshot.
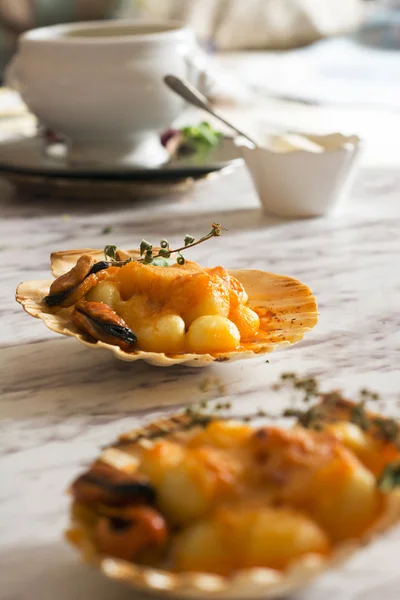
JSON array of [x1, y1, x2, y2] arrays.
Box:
[[71, 462, 156, 506], [89, 261, 111, 275], [44, 255, 110, 307], [72, 300, 137, 350], [94, 506, 168, 562]]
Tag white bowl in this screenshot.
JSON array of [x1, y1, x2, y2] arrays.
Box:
[[5, 20, 207, 167], [237, 133, 362, 218]]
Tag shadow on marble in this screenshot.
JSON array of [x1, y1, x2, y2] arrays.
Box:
[[0, 337, 246, 421], [0, 541, 320, 600], [0, 171, 226, 218], [115, 206, 284, 239], [0, 178, 183, 217], [1, 165, 286, 235], [2, 190, 283, 235], [0, 542, 143, 600], [3, 540, 400, 600]]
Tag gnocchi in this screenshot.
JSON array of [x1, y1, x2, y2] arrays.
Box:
[[85, 281, 121, 311], [248, 425, 379, 541], [81, 260, 261, 354], [229, 304, 260, 340], [69, 394, 400, 579], [308, 451, 378, 541], [140, 440, 240, 524], [173, 506, 330, 574], [174, 272, 231, 327], [188, 420, 252, 449], [117, 295, 151, 331], [136, 314, 186, 353], [327, 421, 399, 476], [186, 315, 241, 354]]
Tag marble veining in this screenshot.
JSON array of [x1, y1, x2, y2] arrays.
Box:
[[1, 161, 400, 600]]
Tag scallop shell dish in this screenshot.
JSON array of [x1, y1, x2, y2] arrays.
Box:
[[16, 225, 318, 367], [66, 390, 400, 599]]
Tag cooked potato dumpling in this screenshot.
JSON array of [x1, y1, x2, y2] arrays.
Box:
[[229, 304, 260, 340], [86, 281, 121, 311], [175, 273, 231, 327], [139, 440, 186, 487], [228, 274, 248, 305], [85, 260, 259, 354], [327, 421, 399, 476], [140, 442, 239, 524], [136, 314, 186, 353], [188, 420, 252, 449], [247, 425, 379, 541], [309, 453, 377, 541], [173, 506, 330, 574], [154, 460, 215, 524], [186, 315, 240, 354], [117, 295, 154, 333]]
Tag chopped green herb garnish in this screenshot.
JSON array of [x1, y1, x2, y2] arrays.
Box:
[[198, 379, 209, 393], [372, 417, 399, 443], [283, 406, 323, 430], [360, 388, 380, 401], [378, 461, 400, 492], [281, 372, 296, 380], [350, 404, 370, 431], [278, 373, 320, 403]]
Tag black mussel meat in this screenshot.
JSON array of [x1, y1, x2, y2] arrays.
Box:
[[88, 261, 111, 275], [72, 300, 137, 350], [72, 462, 155, 506], [94, 506, 168, 561], [44, 255, 110, 308]]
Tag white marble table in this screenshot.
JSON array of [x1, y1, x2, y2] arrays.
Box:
[[1, 99, 400, 598]]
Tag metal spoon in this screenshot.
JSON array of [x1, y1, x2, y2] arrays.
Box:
[[164, 74, 257, 147]]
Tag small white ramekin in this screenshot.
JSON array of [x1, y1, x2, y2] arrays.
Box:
[[237, 133, 362, 218]]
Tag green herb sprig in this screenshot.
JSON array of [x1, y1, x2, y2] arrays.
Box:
[[104, 223, 225, 268]]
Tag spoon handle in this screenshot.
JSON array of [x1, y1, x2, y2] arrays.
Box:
[[164, 75, 257, 146]]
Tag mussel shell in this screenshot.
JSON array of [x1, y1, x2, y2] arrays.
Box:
[[73, 302, 137, 346], [48, 255, 94, 295], [97, 323, 137, 345], [44, 288, 71, 307], [72, 471, 156, 506], [88, 261, 111, 275], [44, 258, 110, 307]]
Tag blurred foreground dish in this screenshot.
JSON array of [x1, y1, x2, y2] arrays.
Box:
[[66, 390, 400, 598]]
